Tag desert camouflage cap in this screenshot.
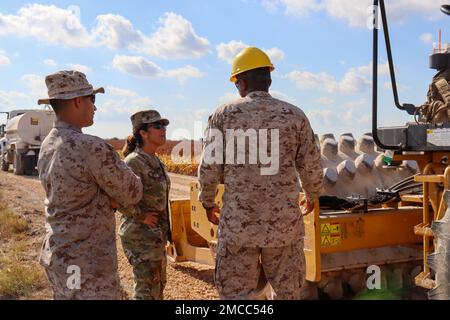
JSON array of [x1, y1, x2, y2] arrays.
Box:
[[38, 70, 105, 105], [131, 110, 169, 131]]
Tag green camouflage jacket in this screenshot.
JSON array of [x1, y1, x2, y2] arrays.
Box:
[[119, 148, 171, 243]]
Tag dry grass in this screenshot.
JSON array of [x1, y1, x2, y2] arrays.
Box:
[[0, 204, 28, 238], [0, 241, 47, 299], [0, 193, 46, 299], [158, 153, 199, 177], [116, 140, 201, 176]]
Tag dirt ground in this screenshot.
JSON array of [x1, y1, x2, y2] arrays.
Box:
[[0, 170, 218, 300]]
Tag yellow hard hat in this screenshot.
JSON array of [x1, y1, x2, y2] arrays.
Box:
[[230, 47, 275, 82]]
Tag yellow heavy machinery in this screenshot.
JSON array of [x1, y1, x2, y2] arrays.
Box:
[[168, 181, 426, 299], [166, 1, 450, 299]]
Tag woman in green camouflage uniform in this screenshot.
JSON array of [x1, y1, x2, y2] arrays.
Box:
[[120, 110, 171, 300]]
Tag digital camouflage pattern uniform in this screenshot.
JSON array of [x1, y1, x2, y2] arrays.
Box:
[[38, 71, 143, 300], [119, 110, 171, 300], [199, 91, 323, 300], [419, 68, 450, 123], [38, 123, 143, 300]]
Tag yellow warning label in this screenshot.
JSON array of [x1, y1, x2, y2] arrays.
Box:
[[321, 224, 330, 234], [320, 223, 341, 247], [321, 235, 341, 247]]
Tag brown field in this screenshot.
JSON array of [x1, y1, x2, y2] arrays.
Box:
[[0, 170, 218, 300], [107, 139, 201, 177]]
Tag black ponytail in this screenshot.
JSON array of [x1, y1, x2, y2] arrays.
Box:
[[122, 123, 148, 157]]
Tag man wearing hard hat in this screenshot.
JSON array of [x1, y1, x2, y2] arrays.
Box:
[[198, 47, 323, 299]]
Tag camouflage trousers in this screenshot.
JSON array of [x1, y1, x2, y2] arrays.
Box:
[[121, 237, 167, 300], [44, 266, 121, 300], [214, 239, 306, 300]]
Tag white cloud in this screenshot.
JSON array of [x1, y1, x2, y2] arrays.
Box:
[[112, 55, 204, 83], [112, 55, 163, 78], [219, 92, 240, 105], [129, 97, 153, 109], [217, 40, 247, 64], [281, 0, 321, 16], [307, 109, 339, 131], [22, 74, 47, 97], [0, 89, 31, 109], [0, 5, 210, 59], [383, 81, 410, 92], [164, 65, 205, 84], [265, 47, 285, 61], [343, 98, 368, 109], [262, 0, 447, 27], [307, 105, 371, 136], [420, 33, 434, 44], [0, 4, 92, 47], [97, 86, 153, 117], [338, 68, 372, 93], [93, 12, 210, 59], [0, 50, 11, 66], [285, 69, 338, 92], [1, 75, 47, 110], [270, 90, 296, 103], [219, 90, 294, 106], [194, 108, 208, 120], [93, 14, 142, 50], [314, 97, 334, 105], [67, 63, 92, 74], [107, 86, 138, 98], [140, 12, 210, 59], [43, 59, 57, 67], [262, 0, 321, 16], [217, 40, 285, 64], [261, 0, 281, 13], [285, 61, 389, 94]]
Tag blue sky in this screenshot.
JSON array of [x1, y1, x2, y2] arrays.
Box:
[[0, 0, 448, 140]]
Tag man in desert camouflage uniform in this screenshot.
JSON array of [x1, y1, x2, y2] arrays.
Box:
[[198, 47, 323, 300], [37, 70, 143, 300], [418, 68, 450, 123], [417, 9, 450, 125], [119, 110, 171, 300]]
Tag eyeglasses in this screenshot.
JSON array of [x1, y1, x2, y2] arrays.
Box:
[[149, 122, 167, 130], [85, 95, 95, 104]]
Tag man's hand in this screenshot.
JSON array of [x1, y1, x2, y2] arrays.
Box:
[[300, 199, 314, 216], [109, 197, 118, 211], [143, 212, 159, 228], [205, 205, 220, 225]]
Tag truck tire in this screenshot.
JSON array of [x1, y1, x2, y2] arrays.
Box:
[[428, 191, 450, 300], [1, 154, 8, 172], [23, 155, 35, 176], [13, 151, 25, 175]]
